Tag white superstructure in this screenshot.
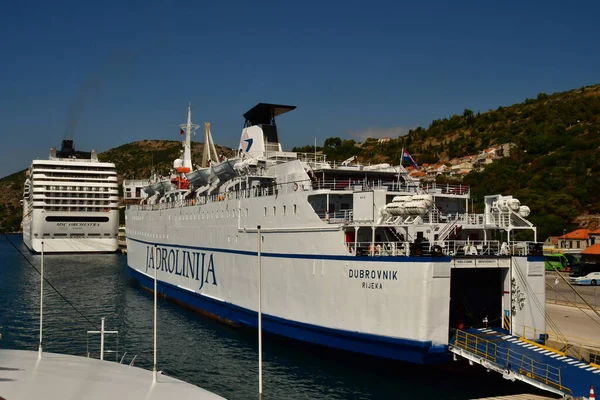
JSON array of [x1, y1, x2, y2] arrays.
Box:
[[22, 140, 119, 253], [125, 103, 547, 364]]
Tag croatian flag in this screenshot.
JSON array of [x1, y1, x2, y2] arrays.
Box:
[[402, 150, 418, 169]]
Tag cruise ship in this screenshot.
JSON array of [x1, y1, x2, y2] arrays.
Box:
[[125, 103, 547, 364], [22, 140, 119, 253]]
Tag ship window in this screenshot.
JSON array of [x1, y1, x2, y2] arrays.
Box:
[[45, 216, 109, 222], [273, 206, 276, 216], [283, 205, 286, 216], [293, 204, 297, 214], [245, 208, 248, 217], [261, 236, 264, 244]]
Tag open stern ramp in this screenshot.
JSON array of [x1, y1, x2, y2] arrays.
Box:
[[449, 328, 600, 398]]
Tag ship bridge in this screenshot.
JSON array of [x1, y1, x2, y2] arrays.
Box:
[[450, 327, 600, 398]]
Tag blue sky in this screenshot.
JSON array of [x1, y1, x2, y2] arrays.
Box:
[[1, 0, 599, 177]]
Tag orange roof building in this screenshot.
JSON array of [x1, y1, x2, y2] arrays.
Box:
[[558, 229, 589, 240], [582, 244, 600, 255]]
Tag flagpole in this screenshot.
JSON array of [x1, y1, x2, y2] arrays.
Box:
[[398, 147, 404, 190]]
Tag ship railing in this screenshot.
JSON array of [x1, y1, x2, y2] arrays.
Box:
[[128, 177, 465, 211], [447, 212, 485, 226], [421, 183, 470, 196], [315, 210, 353, 224], [342, 239, 538, 258], [311, 179, 421, 193], [453, 329, 570, 394], [295, 152, 328, 163], [443, 240, 502, 257], [484, 211, 534, 229], [344, 241, 412, 257], [521, 325, 600, 363]]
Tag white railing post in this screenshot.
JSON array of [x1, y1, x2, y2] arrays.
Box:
[[257, 225, 263, 400], [100, 317, 105, 360], [38, 241, 44, 359]]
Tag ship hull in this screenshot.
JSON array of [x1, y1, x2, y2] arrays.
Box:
[[23, 210, 119, 253], [125, 220, 453, 364], [127, 264, 449, 364]]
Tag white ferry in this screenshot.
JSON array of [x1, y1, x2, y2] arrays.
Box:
[[22, 140, 119, 253], [125, 103, 547, 364]]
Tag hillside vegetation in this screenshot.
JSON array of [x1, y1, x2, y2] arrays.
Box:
[[99, 140, 235, 181], [2, 84, 599, 239], [292, 84, 600, 239]]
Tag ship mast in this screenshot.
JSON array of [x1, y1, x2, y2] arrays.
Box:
[[179, 103, 200, 172]]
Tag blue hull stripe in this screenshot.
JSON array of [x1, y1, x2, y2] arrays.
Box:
[[127, 237, 450, 263], [127, 266, 450, 364]]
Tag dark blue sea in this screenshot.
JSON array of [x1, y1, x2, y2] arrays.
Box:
[[0, 234, 544, 399]]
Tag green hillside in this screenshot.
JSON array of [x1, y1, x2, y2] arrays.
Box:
[[292, 84, 600, 239]]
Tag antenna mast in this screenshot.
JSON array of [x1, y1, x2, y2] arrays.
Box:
[[178, 103, 200, 171]]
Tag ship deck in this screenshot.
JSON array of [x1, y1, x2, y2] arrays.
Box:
[[0, 349, 224, 400]]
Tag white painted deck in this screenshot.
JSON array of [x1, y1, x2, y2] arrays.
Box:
[[0, 350, 225, 400]]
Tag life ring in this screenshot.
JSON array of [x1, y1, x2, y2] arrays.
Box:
[[293, 183, 299, 191], [433, 245, 443, 256]]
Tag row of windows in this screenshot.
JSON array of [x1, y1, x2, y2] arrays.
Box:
[[34, 193, 113, 199], [128, 229, 260, 244], [40, 200, 113, 205], [175, 204, 298, 221], [34, 233, 114, 238], [34, 173, 117, 182], [36, 186, 115, 192], [34, 207, 114, 212], [130, 204, 300, 221], [264, 205, 296, 216], [33, 166, 116, 172], [128, 231, 168, 240]]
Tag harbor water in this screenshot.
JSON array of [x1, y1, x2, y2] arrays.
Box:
[[0, 234, 541, 400]]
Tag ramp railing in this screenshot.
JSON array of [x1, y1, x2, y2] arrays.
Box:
[[521, 325, 600, 363], [454, 329, 497, 362], [453, 330, 571, 394]]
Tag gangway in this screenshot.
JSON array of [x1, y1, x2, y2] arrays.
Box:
[[449, 328, 600, 398]]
